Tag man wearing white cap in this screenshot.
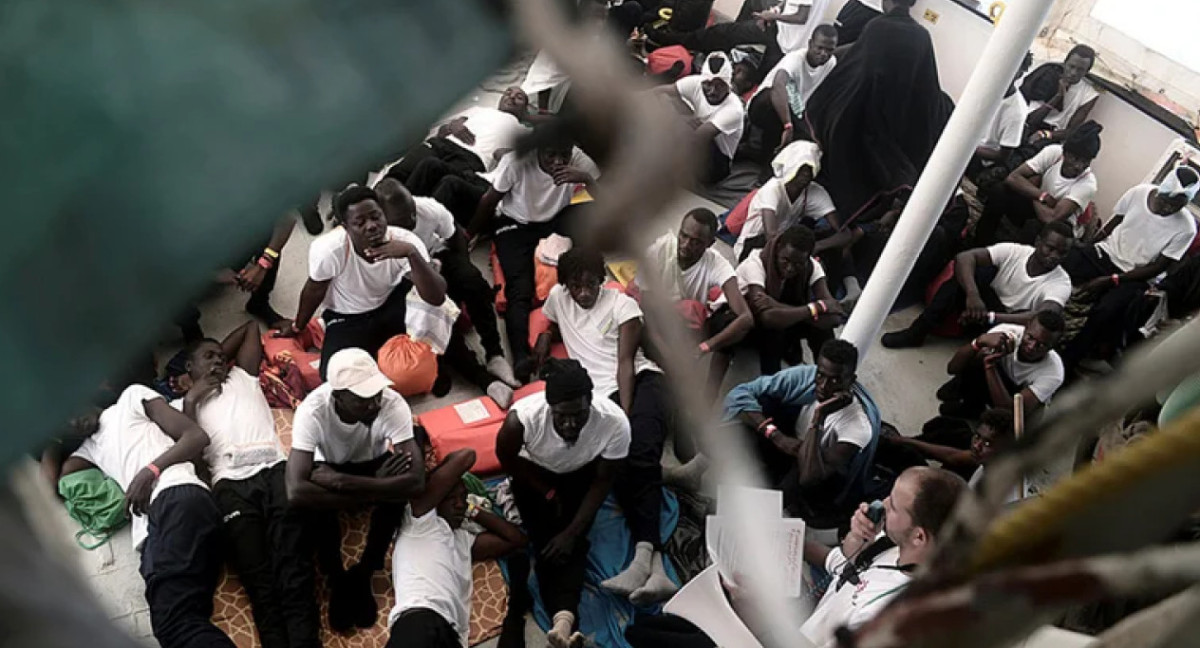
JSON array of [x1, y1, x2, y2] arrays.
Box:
[[656, 52, 746, 185], [286, 348, 425, 634]]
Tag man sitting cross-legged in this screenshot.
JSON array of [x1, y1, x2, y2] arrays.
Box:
[[286, 348, 426, 633], [939, 310, 1066, 421], [175, 321, 319, 648], [882, 220, 1073, 349], [273, 185, 447, 378], [533, 247, 679, 605], [496, 359, 632, 648], [384, 448, 527, 648], [48, 385, 234, 648], [652, 52, 745, 185], [636, 208, 755, 396]]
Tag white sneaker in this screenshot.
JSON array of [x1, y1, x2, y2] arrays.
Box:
[[487, 356, 520, 388]]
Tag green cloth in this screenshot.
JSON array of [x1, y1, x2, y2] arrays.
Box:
[[1159, 373, 1200, 428], [58, 469, 128, 550]]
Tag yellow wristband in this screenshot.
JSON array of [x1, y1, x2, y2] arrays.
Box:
[[263, 247, 280, 259]]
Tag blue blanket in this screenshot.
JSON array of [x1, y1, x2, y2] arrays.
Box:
[[506, 489, 680, 648]]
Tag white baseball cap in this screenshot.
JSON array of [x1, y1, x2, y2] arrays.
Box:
[[327, 348, 392, 398]]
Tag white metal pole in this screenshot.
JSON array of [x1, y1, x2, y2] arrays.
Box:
[[840, 0, 1056, 355]]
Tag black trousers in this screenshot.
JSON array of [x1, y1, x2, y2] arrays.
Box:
[[914, 266, 1004, 332], [140, 485, 235, 648], [973, 183, 1043, 246], [626, 613, 716, 648], [213, 465, 318, 648], [437, 248, 503, 358], [245, 257, 281, 317], [1060, 281, 1148, 372], [835, 0, 884, 44], [701, 139, 733, 187], [1061, 245, 1120, 285], [751, 320, 835, 375], [401, 138, 486, 193], [493, 207, 584, 363], [319, 280, 411, 379], [510, 463, 597, 617], [385, 608, 460, 648], [609, 371, 669, 548], [303, 454, 406, 577], [742, 91, 799, 170], [947, 356, 1022, 419]]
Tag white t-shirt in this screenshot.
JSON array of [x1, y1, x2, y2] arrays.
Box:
[[485, 148, 600, 225], [775, 0, 828, 53], [1098, 185, 1198, 272], [980, 89, 1029, 151], [291, 383, 414, 464], [637, 233, 737, 309], [170, 367, 285, 484], [985, 243, 1073, 310], [675, 76, 745, 160], [793, 397, 873, 450], [512, 392, 631, 474], [388, 506, 477, 645], [71, 385, 208, 552], [435, 106, 529, 172], [309, 226, 431, 315], [1025, 144, 1098, 217], [1029, 78, 1099, 130], [755, 48, 837, 117], [990, 323, 1065, 404], [542, 285, 662, 398], [735, 178, 837, 258], [856, 0, 885, 12], [735, 249, 826, 295], [800, 544, 909, 647], [411, 197, 458, 257]]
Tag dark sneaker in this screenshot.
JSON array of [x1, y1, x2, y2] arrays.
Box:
[[326, 571, 355, 634], [346, 563, 378, 629], [936, 376, 964, 402], [300, 205, 325, 235], [881, 327, 927, 349]]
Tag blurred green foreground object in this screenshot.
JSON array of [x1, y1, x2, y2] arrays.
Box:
[[0, 0, 511, 468]]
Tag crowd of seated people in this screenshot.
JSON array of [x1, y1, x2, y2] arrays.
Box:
[[41, 3, 1200, 648]]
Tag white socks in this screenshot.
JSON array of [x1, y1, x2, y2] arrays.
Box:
[[487, 381, 514, 409], [842, 277, 862, 302], [488, 356, 520, 388], [631, 551, 679, 605], [601, 542, 654, 597], [663, 454, 709, 493], [548, 611, 584, 648]]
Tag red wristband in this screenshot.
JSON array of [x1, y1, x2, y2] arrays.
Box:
[[257, 256, 273, 270], [762, 424, 778, 440], [146, 463, 161, 479], [756, 417, 775, 432], [699, 342, 711, 354], [971, 338, 982, 352], [544, 488, 556, 501], [1111, 273, 1120, 286]]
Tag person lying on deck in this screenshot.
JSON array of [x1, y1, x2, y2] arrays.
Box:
[[652, 52, 745, 185], [967, 52, 1033, 181], [496, 359, 632, 648], [285, 348, 426, 634], [48, 385, 235, 648], [882, 221, 1073, 349], [971, 121, 1101, 247], [469, 131, 601, 384], [1057, 168, 1199, 376], [742, 24, 838, 169], [384, 448, 527, 648], [739, 226, 845, 375], [636, 208, 755, 396], [174, 321, 319, 647], [272, 185, 447, 379], [374, 173, 519, 405], [1023, 45, 1099, 147], [938, 310, 1066, 421], [532, 247, 679, 605]]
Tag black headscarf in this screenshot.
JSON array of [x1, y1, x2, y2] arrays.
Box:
[[1063, 121, 1103, 159], [543, 358, 594, 405]]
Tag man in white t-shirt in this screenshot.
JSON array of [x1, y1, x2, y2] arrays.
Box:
[[883, 220, 1073, 349], [734, 141, 838, 262], [744, 25, 838, 168], [1025, 45, 1100, 146], [636, 208, 755, 396], [968, 52, 1032, 178], [174, 321, 318, 648], [470, 133, 601, 381], [754, 0, 827, 54], [656, 52, 745, 185], [722, 339, 877, 526], [940, 311, 1066, 420], [800, 467, 967, 647], [374, 174, 519, 400], [496, 359, 631, 648], [532, 248, 678, 605], [973, 121, 1102, 246], [1058, 168, 1200, 374], [50, 385, 234, 648], [385, 448, 527, 648], [273, 185, 447, 379], [286, 348, 426, 634], [392, 87, 531, 226]]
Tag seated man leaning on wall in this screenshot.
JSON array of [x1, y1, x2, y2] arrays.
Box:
[[882, 221, 1073, 349], [652, 52, 746, 185], [939, 310, 1067, 421], [285, 348, 426, 634]]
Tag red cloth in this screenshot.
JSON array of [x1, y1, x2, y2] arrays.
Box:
[[675, 299, 708, 330], [724, 188, 759, 236], [924, 260, 964, 337], [377, 335, 438, 396], [647, 45, 693, 80], [261, 320, 324, 391], [418, 383, 547, 475]]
